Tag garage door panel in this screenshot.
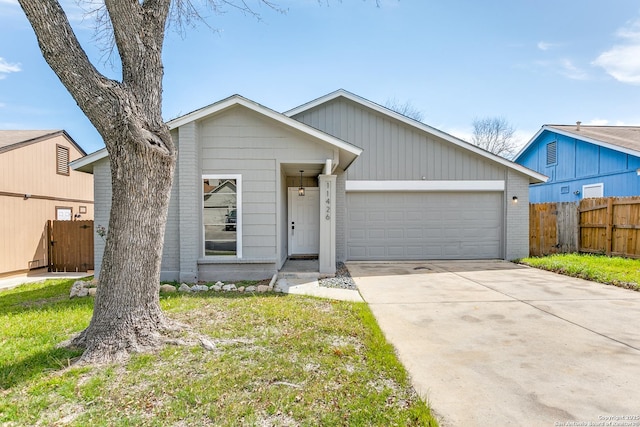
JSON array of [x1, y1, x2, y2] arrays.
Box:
[[346, 192, 502, 260], [387, 228, 404, 239]]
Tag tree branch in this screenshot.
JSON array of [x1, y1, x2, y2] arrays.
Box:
[[18, 0, 122, 134]]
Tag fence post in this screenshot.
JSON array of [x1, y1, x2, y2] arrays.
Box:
[[605, 198, 614, 256]]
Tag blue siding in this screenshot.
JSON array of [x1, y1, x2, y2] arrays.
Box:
[[516, 129, 640, 203], [575, 141, 598, 177]]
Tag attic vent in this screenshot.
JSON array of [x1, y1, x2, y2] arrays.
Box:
[[56, 145, 70, 175], [546, 141, 557, 165]]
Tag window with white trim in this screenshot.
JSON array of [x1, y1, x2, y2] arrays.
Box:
[[203, 175, 241, 257], [56, 207, 72, 220]]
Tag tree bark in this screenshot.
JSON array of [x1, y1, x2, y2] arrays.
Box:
[[19, 0, 177, 363]]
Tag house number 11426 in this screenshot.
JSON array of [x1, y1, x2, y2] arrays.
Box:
[[325, 181, 331, 221]]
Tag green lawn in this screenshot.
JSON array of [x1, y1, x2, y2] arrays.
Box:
[[0, 278, 437, 426], [519, 253, 640, 291]]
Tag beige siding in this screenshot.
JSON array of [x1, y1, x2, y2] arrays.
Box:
[[0, 134, 93, 275], [0, 133, 93, 199], [292, 98, 505, 181]]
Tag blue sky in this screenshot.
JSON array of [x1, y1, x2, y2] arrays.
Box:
[[1, 0, 640, 154]]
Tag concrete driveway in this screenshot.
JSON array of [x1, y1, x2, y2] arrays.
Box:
[[347, 260, 640, 427]]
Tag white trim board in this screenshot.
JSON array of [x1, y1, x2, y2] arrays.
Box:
[[345, 180, 505, 192]]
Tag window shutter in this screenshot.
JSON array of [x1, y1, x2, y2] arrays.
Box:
[[57, 145, 69, 175], [546, 141, 557, 165]]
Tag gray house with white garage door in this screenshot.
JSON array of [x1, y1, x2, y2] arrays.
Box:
[[72, 89, 546, 282]]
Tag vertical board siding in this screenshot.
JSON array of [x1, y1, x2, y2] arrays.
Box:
[[199, 106, 337, 261], [517, 129, 640, 203], [292, 98, 505, 181]]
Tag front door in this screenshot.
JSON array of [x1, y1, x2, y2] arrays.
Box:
[[288, 187, 320, 256]]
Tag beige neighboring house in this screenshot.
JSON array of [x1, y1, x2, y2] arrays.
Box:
[[0, 130, 94, 277]]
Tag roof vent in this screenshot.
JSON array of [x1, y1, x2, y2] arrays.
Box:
[[576, 121, 581, 131]]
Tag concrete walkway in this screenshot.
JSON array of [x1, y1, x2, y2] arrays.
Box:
[[0, 271, 92, 292], [275, 258, 364, 302], [274, 275, 363, 302], [348, 260, 640, 427]]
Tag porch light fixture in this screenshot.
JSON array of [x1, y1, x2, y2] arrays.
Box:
[[512, 196, 518, 203], [298, 170, 305, 196]]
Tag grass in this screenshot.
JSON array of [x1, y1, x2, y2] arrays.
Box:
[[0, 278, 438, 426], [519, 253, 640, 291]]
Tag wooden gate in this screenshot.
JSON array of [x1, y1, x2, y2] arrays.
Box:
[[529, 202, 579, 256], [48, 220, 94, 272]]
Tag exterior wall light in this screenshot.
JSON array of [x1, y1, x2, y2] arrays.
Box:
[[298, 170, 305, 196], [512, 196, 518, 203]]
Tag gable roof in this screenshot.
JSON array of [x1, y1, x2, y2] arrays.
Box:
[[0, 130, 86, 156], [72, 94, 363, 173], [515, 125, 640, 160], [285, 89, 547, 184]]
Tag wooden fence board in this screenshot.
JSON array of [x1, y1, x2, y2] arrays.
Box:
[[529, 202, 578, 256], [531, 197, 640, 258]]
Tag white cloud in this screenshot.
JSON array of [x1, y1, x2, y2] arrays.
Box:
[[593, 19, 640, 84], [559, 59, 589, 81], [587, 119, 609, 126], [0, 57, 21, 79], [537, 41, 554, 51]]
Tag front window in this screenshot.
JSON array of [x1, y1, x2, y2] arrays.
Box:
[[203, 175, 241, 257]]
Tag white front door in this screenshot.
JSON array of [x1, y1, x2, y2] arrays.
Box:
[[288, 187, 320, 255]]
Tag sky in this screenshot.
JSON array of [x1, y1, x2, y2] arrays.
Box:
[[1, 0, 640, 155]]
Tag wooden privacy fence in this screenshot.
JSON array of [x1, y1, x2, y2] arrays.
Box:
[[579, 197, 640, 258], [529, 197, 640, 258], [48, 220, 94, 272]]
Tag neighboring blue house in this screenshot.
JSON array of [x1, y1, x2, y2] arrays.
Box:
[[514, 123, 640, 203]]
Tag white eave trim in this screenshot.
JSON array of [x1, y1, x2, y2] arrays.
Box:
[[345, 180, 505, 192], [286, 89, 547, 183], [70, 147, 108, 173]]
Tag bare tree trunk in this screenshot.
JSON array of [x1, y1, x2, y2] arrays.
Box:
[[72, 135, 176, 363], [19, 0, 177, 363]]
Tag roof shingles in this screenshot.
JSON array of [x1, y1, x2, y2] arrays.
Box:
[[0, 130, 61, 151], [547, 125, 640, 153]]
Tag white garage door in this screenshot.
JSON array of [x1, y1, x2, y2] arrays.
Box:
[[346, 192, 503, 260]]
